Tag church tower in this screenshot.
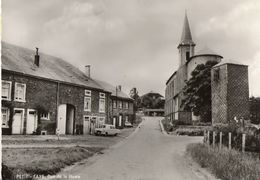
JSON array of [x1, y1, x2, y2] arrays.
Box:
[[178, 12, 195, 67]]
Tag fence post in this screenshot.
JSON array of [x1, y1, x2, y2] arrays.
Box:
[[203, 130, 206, 143], [242, 133, 246, 153], [207, 131, 210, 145], [219, 132, 222, 149], [213, 131, 216, 147], [228, 132, 232, 150]]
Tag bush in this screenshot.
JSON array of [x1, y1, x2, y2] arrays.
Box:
[[187, 143, 260, 180], [208, 123, 260, 151], [172, 120, 192, 126], [2, 163, 14, 180], [175, 127, 204, 136]]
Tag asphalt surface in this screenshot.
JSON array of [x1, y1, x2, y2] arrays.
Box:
[[59, 117, 216, 180]]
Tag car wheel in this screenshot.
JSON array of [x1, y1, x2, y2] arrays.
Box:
[[114, 133, 118, 136], [97, 131, 101, 136], [105, 132, 108, 136]]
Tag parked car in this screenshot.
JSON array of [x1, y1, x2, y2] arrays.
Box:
[[124, 121, 133, 128], [95, 124, 120, 136]]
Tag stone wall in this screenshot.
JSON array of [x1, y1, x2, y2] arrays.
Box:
[[211, 63, 249, 124], [1, 70, 109, 135]]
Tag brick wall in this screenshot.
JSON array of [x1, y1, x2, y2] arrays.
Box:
[[110, 96, 134, 128], [2, 70, 109, 135], [211, 64, 249, 124]]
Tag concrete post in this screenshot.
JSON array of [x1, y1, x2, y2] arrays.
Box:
[[242, 133, 246, 153], [228, 132, 232, 150], [207, 131, 210, 145], [219, 132, 222, 149], [203, 130, 206, 143], [213, 131, 216, 147]]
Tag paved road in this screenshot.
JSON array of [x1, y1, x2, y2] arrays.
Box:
[[60, 117, 216, 180]]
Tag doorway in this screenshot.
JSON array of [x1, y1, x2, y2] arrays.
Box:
[[113, 117, 117, 127], [12, 108, 24, 134], [26, 109, 37, 134], [119, 115, 122, 128], [83, 116, 90, 134], [57, 104, 75, 135]]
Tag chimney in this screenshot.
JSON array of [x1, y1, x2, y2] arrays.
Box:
[[85, 65, 91, 77], [117, 85, 121, 92], [34, 47, 40, 67]]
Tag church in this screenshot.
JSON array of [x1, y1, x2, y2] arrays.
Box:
[[165, 13, 223, 123], [165, 13, 250, 124]]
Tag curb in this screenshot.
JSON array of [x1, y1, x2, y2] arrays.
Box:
[[159, 118, 168, 136]]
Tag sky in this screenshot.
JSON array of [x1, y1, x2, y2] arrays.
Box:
[[2, 0, 260, 96]]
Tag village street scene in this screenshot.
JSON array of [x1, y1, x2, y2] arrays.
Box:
[[1, 0, 260, 180]]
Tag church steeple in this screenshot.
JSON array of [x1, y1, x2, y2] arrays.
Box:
[[180, 12, 194, 45], [178, 12, 196, 66]]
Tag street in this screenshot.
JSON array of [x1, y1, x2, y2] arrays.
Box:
[[59, 117, 216, 180]]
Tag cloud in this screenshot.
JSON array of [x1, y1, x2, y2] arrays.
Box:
[[249, 52, 260, 96], [2, 0, 260, 96]]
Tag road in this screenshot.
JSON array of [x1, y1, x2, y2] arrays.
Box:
[[59, 117, 216, 180]]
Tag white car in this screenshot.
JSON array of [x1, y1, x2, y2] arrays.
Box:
[[124, 121, 133, 128], [95, 124, 120, 136]]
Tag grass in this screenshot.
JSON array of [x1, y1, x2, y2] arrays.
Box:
[[186, 143, 260, 180], [2, 146, 104, 180]]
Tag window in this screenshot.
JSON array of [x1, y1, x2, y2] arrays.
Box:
[[99, 117, 105, 125], [186, 51, 190, 60], [125, 102, 129, 109], [84, 97, 91, 111], [2, 108, 10, 128], [85, 90, 91, 96], [118, 101, 122, 109], [99, 93, 105, 99], [99, 99, 106, 113], [125, 115, 129, 122], [15, 83, 26, 102], [2, 81, 12, 100], [41, 113, 50, 120], [113, 100, 117, 109]]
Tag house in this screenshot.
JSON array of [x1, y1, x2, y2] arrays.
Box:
[[1, 42, 111, 135], [165, 13, 223, 123], [96, 80, 135, 129], [140, 91, 165, 116]]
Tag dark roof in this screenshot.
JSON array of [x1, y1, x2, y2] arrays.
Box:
[[213, 59, 248, 68], [179, 12, 195, 45], [166, 71, 177, 85], [2, 42, 105, 91], [95, 80, 133, 100]]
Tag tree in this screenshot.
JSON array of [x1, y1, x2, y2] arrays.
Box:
[[181, 61, 218, 122], [249, 96, 260, 124], [130, 87, 141, 111]]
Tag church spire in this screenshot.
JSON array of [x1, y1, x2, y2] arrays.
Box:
[[178, 11, 195, 66], [180, 11, 194, 45]]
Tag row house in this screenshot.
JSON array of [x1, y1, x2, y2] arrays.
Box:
[[96, 80, 134, 129], [1, 42, 111, 135]]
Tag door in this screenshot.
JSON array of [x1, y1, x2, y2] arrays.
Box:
[[119, 115, 122, 127], [12, 109, 24, 134], [66, 105, 75, 134], [26, 109, 37, 134], [57, 104, 67, 134], [83, 116, 90, 134], [113, 117, 116, 127]]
